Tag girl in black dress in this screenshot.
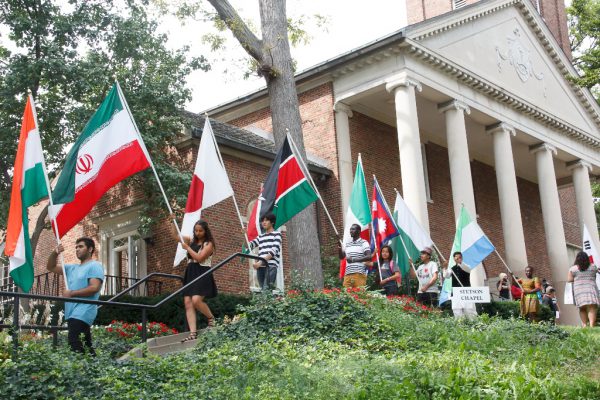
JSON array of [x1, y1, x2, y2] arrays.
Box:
[[180, 220, 218, 342]]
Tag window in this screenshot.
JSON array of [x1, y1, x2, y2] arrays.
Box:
[[95, 207, 148, 296], [452, 0, 468, 10]]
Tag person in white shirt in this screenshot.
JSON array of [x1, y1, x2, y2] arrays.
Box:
[[442, 251, 477, 319], [410, 246, 439, 307]]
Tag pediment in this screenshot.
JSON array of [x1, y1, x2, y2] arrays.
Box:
[[406, 0, 599, 136]]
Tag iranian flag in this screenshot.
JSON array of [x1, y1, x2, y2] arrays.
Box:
[[49, 83, 151, 237], [339, 155, 372, 278], [173, 117, 233, 265], [391, 191, 432, 277], [261, 136, 318, 229], [4, 95, 49, 292]]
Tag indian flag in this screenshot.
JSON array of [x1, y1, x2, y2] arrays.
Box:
[[339, 154, 372, 277], [391, 191, 432, 277], [49, 83, 151, 237], [4, 95, 49, 292]]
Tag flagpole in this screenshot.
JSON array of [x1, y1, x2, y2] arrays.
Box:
[[391, 188, 423, 279], [494, 249, 523, 291], [430, 242, 464, 288], [114, 81, 184, 243], [205, 115, 250, 247], [28, 93, 69, 291], [369, 223, 383, 281], [286, 131, 341, 243]]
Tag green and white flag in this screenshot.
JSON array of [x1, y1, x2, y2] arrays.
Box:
[[391, 192, 432, 277]]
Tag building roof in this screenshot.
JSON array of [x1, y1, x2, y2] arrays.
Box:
[[181, 111, 331, 177]]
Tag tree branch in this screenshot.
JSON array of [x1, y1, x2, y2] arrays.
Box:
[[206, 0, 265, 64], [30, 203, 49, 257]]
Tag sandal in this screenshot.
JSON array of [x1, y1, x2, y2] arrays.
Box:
[[207, 317, 216, 328], [180, 331, 198, 343]]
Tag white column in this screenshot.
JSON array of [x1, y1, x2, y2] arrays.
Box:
[[567, 160, 600, 246], [530, 143, 575, 324], [487, 122, 528, 276], [386, 73, 429, 232], [438, 100, 476, 219], [334, 102, 354, 223], [438, 99, 484, 286]]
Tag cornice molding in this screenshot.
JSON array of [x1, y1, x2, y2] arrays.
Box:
[[409, 0, 600, 132], [406, 40, 600, 149]]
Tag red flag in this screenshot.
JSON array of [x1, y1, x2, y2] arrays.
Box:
[[247, 186, 263, 242], [371, 176, 400, 254]]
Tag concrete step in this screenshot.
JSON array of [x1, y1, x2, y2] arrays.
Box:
[[118, 329, 209, 361]]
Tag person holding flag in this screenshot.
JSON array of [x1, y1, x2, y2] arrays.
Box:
[[338, 223, 372, 288], [248, 212, 282, 291], [46, 238, 104, 354], [410, 246, 439, 307], [441, 251, 477, 318]]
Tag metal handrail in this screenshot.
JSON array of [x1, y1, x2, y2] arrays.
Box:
[[0, 252, 267, 358]]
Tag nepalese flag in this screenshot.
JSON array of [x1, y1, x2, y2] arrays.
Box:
[[371, 176, 400, 253], [260, 136, 318, 229], [340, 154, 372, 278], [4, 95, 49, 292], [173, 117, 234, 265], [49, 83, 151, 237]]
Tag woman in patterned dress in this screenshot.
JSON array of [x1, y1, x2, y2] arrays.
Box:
[[568, 251, 600, 327], [518, 266, 541, 322]]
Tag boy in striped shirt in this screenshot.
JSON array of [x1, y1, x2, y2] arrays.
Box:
[[250, 212, 282, 290]]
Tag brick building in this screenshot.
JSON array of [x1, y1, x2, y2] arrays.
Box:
[[17, 0, 599, 326]]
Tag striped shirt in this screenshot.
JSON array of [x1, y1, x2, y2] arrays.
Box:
[[344, 238, 370, 275], [249, 231, 282, 269]]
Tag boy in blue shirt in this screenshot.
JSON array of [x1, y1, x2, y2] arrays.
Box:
[[47, 237, 104, 354]]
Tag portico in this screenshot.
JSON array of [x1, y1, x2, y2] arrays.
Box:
[[331, 0, 600, 324]]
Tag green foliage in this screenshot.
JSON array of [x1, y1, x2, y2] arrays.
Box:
[[481, 300, 555, 322], [568, 0, 600, 102], [0, 0, 208, 233], [2, 290, 600, 399]]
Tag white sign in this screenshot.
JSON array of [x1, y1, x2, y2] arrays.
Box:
[[564, 282, 574, 305], [452, 287, 490, 306]]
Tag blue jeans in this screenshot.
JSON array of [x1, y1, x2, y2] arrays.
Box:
[[257, 266, 277, 290]]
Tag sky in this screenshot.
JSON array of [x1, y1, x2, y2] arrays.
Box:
[[159, 0, 408, 112]]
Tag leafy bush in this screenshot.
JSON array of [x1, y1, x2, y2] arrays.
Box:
[[2, 288, 599, 399], [481, 300, 555, 321]]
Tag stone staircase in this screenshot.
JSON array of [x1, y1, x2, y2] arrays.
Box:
[[119, 330, 206, 360]]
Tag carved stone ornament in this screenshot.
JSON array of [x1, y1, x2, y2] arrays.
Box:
[[496, 28, 545, 89]]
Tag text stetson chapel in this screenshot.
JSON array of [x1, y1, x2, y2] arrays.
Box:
[[24, 0, 600, 326]]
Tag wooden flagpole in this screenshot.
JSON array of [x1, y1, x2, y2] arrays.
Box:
[[206, 115, 250, 248], [114, 82, 184, 244]]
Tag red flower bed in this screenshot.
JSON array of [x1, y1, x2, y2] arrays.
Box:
[[105, 320, 178, 339]]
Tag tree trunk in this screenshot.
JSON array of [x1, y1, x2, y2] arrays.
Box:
[[207, 0, 324, 288]]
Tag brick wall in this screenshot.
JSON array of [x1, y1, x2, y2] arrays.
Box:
[[559, 185, 581, 246]]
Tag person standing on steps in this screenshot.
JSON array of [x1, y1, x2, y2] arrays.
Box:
[[175, 219, 218, 342], [46, 237, 104, 355], [249, 212, 283, 291]]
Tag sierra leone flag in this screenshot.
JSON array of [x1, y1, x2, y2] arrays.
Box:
[[260, 136, 318, 229], [4, 95, 49, 292], [49, 83, 151, 237]]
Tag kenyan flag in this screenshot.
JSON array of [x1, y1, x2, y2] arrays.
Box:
[[261, 136, 318, 229]]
